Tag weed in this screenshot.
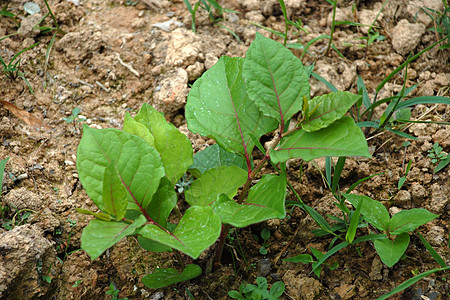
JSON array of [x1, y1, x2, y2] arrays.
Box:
[[76, 33, 369, 289], [0, 40, 39, 93], [105, 283, 129, 300], [257, 228, 271, 255], [398, 141, 412, 189], [283, 247, 339, 278], [427, 142, 446, 164], [228, 277, 285, 300], [63, 107, 86, 134], [183, 0, 236, 33], [418, 1, 450, 49]]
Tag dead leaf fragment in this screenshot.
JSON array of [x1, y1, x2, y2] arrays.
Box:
[[0, 100, 52, 131]]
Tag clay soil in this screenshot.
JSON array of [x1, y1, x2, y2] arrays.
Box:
[[0, 0, 449, 299]]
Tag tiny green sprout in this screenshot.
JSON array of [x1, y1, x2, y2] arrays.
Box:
[[228, 277, 285, 300], [72, 279, 82, 288], [428, 142, 446, 164], [63, 107, 86, 123], [259, 228, 271, 255], [106, 283, 129, 300]]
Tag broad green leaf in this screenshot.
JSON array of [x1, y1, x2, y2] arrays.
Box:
[[389, 209, 438, 235], [137, 236, 172, 253], [133, 103, 193, 185], [147, 177, 177, 227], [270, 281, 285, 298], [188, 144, 247, 177], [212, 174, 286, 227], [81, 214, 147, 260], [270, 116, 371, 163], [243, 33, 310, 124], [374, 233, 410, 268], [186, 56, 278, 159], [77, 125, 165, 214], [283, 254, 314, 263], [185, 166, 247, 207], [123, 112, 155, 146], [344, 194, 389, 232], [301, 92, 361, 132], [142, 264, 201, 289], [102, 162, 127, 220], [139, 206, 221, 259]]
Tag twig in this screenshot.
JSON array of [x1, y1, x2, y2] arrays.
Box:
[[273, 223, 301, 265], [95, 81, 110, 92], [78, 79, 94, 88], [116, 53, 140, 77]]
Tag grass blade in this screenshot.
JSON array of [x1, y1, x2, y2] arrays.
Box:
[[376, 266, 450, 300], [416, 232, 447, 267], [311, 71, 338, 92]]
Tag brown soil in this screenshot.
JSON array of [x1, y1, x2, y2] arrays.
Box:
[[0, 0, 449, 299]]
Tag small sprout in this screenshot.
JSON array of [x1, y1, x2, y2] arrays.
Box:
[[428, 142, 446, 164]]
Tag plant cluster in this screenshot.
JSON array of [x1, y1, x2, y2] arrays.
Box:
[[228, 277, 285, 300], [76, 33, 370, 288]]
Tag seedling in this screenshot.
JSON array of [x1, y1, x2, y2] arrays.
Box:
[[283, 247, 339, 278], [183, 0, 236, 33], [257, 228, 271, 255], [228, 277, 285, 300], [63, 107, 86, 134], [398, 141, 412, 190], [427, 142, 446, 164], [0, 40, 39, 93], [76, 33, 369, 288], [419, 1, 450, 49], [105, 283, 129, 300], [344, 194, 438, 267]]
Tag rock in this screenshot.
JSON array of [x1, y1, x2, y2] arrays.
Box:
[[391, 19, 426, 56], [152, 68, 188, 119], [245, 10, 265, 23], [333, 284, 356, 300], [428, 183, 448, 214], [369, 257, 383, 280], [283, 270, 323, 299], [166, 28, 202, 68], [327, 7, 352, 27], [406, 0, 443, 26], [425, 224, 445, 246], [186, 61, 205, 81], [17, 13, 42, 38], [358, 7, 383, 34], [55, 31, 105, 62], [433, 128, 450, 148], [312, 60, 356, 96], [410, 183, 427, 202], [4, 187, 43, 212], [258, 258, 271, 277], [0, 224, 56, 298], [394, 190, 411, 206]]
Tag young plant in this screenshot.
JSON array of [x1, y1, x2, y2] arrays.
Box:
[[228, 277, 285, 300], [105, 283, 129, 300], [419, 1, 450, 49], [344, 194, 438, 267], [76, 33, 370, 288], [283, 247, 339, 278], [63, 107, 86, 134], [257, 228, 271, 255], [427, 142, 446, 164], [0, 39, 39, 93], [183, 0, 234, 33]]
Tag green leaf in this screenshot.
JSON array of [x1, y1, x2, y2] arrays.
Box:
[[0, 157, 9, 198], [394, 96, 450, 111], [137, 236, 172, 253], [243, 32, 310, 124], [185, 166, 247, 207], [346, 200, 362, 244], [142, 264, 202, 289], [271, 116, 371, 163], [102, 162, 128, 220], [75, 208, 113, 221], [377, 267, 450, 300], [123, 112, 155, 146], [133, 103, 193, 185], [301, 92, 361, 132], [81, 214, 147, 260], [374, 233, 410, 268], [344, 194, 389, 232], [212, 174, 286, 227], [416, 232, 446, 268], [283, 254, 314, 264], [389, 209, 438, 235], [147, 177, 177, 227], [77, 125, 165, 214], [270, 281, 285, 298], [139, 206, 221, 259], [434, 154, 450, 173], [186, 56, 278, 159], [188, 144, 247, 177]]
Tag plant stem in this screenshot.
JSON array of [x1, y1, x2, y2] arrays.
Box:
[[213, 224, 230, 269], [325, 0, 337, 56]]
